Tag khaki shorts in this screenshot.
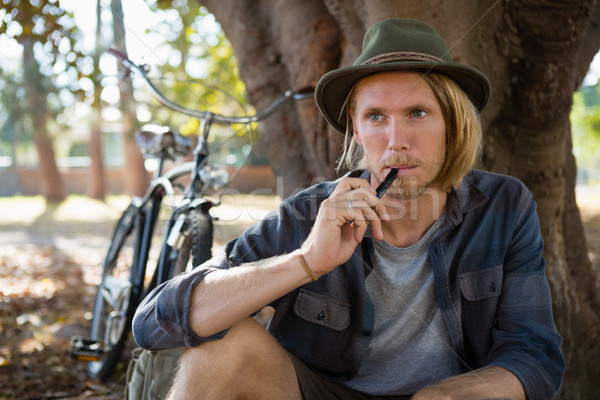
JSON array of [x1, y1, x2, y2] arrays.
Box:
[[288, 352, 412, 400]]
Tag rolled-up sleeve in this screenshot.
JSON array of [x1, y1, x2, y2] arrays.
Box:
[[132, 258, 228, 350], [131, 191, 318, 351]]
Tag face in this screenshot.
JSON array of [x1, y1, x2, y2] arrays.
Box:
[[351, 71, 447, 200]]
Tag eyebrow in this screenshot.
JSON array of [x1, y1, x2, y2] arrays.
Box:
[[357, 102, 433, 116]]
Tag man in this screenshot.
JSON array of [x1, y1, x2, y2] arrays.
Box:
[[133, 18, 565, 399]]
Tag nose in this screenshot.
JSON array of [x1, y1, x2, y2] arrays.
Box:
[[387, 118, 410, 151]]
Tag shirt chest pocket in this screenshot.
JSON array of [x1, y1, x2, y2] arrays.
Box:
[[293, 289, 351, 331], [459, 265, 503, 301]]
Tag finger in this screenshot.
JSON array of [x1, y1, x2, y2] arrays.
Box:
[[368, 211, 385, 241], [353, 220, 369, 243], [341, 192, 390, 224], [331, 177, 376, 197], [321, 186, 388, 244], [348, 211, 374, 243], [345, 198, 378, 221], [354, 190, 390, 222], [370, 196, 390, 222], [343, 199, 385, 242]]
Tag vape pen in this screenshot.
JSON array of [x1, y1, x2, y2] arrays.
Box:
[[375, 168, 398, 198]]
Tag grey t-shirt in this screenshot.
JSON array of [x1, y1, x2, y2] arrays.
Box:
[[346, 215, 461, 395]]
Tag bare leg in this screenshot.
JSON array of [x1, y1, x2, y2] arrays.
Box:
[[166, 317, 302, 400]]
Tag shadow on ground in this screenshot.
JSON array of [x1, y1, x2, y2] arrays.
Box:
[[0, 194, 278, 400]]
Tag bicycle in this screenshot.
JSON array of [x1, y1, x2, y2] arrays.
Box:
[[69, 48, 313, 381]]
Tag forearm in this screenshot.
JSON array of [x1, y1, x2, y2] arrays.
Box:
[[189, 177, 390, 338], [413, 366, 525, 400], [189, 249, 314, 338]]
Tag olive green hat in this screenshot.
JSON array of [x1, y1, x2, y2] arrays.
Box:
[[314, 18, 491, 134]]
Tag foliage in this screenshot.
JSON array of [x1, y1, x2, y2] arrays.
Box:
[[0, 0, 91, 168], [0, 68, 27, 143], [140, 1, 249, 135], [124, 1, 254, 167], [578, 83, 600, 139], [571, 84, 600, 180], [0, 0, 89, 99]]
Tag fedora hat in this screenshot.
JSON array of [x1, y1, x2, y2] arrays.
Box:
[[314, 18, 491, 134]]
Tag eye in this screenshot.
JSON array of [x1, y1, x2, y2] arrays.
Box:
[[367, 112, 382, 121], [412, 109, 428, 118]]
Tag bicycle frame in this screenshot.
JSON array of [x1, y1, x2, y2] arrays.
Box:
[[70, 48, 314, 380], [110, 44, 313, 308], [129, 160, 200, 297]]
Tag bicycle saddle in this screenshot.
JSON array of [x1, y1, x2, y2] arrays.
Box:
[[135, 124, 192, 158]]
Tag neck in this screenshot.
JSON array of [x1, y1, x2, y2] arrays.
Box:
[[380, 188, 447, 248]]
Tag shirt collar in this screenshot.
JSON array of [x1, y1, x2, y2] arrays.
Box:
[[352, 169, 489, 231]]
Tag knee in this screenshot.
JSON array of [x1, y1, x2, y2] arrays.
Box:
[[222, 317, 273, 353], [180, 317, 275, 371], [171, 318, 299, 399]]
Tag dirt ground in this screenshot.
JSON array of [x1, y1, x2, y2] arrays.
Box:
[[0, 188, 598, 400], [0, 194, 278, 400]]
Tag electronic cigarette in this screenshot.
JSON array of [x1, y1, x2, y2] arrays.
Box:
[[375, 168, 398, 198]]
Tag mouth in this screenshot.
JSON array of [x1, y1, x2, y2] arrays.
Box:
[[385, 164, 417, 175]]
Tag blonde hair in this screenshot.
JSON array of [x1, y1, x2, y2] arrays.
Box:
[[336, 71, 482, 192]]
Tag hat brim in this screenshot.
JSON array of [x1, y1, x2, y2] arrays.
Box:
[[314, 61, 491, 134]]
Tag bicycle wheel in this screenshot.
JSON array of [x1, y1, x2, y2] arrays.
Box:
[[166, 208, 213, 279], [87, 204, 140, 381]]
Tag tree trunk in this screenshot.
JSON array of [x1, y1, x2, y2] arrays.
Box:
[[87, 125, 106, 200], [568, 0, 600, 322], [112, 0, 148, 196], [1, 116, 22, 196], [484, 2, 600, 396], [22, 38, 65, 203], [199, 0, 600, 397], [201, 0, 344, 196], [87, 0, 106, 200]]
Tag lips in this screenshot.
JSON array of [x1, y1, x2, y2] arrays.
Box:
[[391, 164, 415, 170], [385, 164, 417, 175], [380, 154, 421, 176]]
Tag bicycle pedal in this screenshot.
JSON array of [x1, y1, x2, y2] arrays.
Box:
[[68, 336, 106, 361]]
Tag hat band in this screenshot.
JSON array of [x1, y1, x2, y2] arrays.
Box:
[[361, 51, 445, 65]]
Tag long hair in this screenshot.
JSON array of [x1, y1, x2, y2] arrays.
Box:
[[336, 71, 482, 192]]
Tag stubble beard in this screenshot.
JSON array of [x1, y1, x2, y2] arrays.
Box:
[[386, 176, 425, 200]]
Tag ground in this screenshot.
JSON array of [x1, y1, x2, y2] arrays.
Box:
[[0, 194, 278, 400], [0, 189, 598, 400]]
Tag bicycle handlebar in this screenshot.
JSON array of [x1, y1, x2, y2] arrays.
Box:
[[108, 47, 314, 124]]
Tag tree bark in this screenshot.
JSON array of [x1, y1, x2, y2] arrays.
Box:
[[87, 0, 107, 200], [112, 0, 148, 197], [22, 38, 65, 203], [565, 0, 600, 319], [201, 0, 344, 196], [197, 0, 600, 397]]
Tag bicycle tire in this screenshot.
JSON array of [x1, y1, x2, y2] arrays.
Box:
[[187, 208, 213, 268], [167, 208, 213, 278], [87, 204, 140, 381]]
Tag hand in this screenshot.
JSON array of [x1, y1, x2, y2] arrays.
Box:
[[300, 177, 389, 276], [411, 367, 525, 400]]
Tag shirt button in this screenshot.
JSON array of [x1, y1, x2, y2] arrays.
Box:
[[489, 282, 498, 292], [317, 311, 325, 320]]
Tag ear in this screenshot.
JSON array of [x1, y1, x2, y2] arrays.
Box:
[[350, 112, 363, 146]]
